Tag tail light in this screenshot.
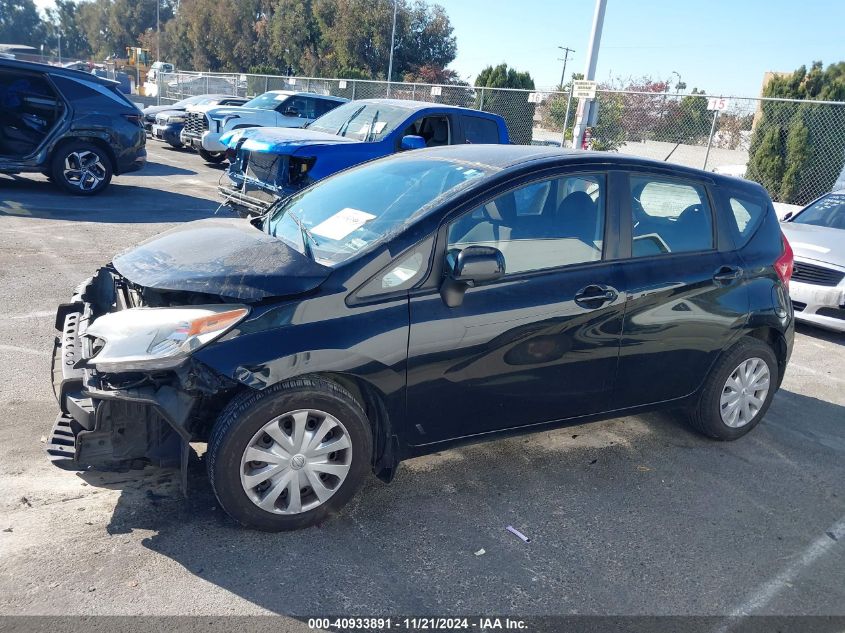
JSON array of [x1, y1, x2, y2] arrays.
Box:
[[775, 232, 794, 287]]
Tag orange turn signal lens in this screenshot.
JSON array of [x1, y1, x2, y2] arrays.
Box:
[[187, 308, 247, 337]]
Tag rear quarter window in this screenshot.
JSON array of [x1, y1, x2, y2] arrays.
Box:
[[462, 115, 499, 143], [725, 192, 769, 246]]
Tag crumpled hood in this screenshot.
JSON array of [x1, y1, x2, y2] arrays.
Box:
[[112, 218, 332, 301], [223, 126, 358, 152], [781, 222, 845, 269]]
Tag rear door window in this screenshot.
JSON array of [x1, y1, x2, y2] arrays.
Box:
[[461, 115, 499, 143], [630, 175, 714, 256]]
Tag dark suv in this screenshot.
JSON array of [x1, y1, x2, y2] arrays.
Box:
[[46, 146, 794, 531], [0, 58, 146, 195]]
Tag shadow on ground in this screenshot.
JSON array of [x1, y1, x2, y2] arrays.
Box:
[[0, 178, 232, 223], [76, 389, 845, 616], [795, 322, 844, 346]]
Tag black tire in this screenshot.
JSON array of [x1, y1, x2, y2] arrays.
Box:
[[167, 140, 184, 149], [207, 376, 372, 531], [687, 337, 779, 440], [198, 148, 226, 163], [50, 141, 113, 195]]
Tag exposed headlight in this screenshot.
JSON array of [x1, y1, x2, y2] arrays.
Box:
[[166, 114, 186, 124], [84, 305, 248, 372]]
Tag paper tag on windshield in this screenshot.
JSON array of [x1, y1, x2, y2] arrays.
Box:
[[312, 208, 376, 240], [372, 121, 387, 134]]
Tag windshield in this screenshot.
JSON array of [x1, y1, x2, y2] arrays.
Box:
[[306, 102, 411, 141], [173, 94, 210, 108], [266, 157, 493, 265], [793, 192, 845, 230], [242, 92, 288, 110]]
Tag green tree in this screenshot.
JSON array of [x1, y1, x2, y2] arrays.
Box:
[[0, 0, 46, 48], [475, 63, 535, 145], [45, 0, 91, 59], [746, 60, 845, 203]]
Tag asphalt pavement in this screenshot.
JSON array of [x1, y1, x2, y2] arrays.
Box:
[[0, 142, 842, 625]]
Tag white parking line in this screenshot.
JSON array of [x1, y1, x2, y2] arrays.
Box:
[[723, 515, 845, 622]]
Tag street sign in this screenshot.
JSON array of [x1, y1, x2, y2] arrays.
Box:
[[430, 86, 442, 96], [707, 97, 730, 111], [572, 80, 598, 99]]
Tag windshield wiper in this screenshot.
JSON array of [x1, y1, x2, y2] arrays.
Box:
[[338, 105, 366, 138], [286, 209, 320, 260], [365, 109, 381, 142]]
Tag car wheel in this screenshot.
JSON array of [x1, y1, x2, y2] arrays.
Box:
[[207, 376, 372, 531], [167, 140, 184, 149], [687, 338, 778, 440], [50, 142, 113, 195], [198, 148, 226, 163]]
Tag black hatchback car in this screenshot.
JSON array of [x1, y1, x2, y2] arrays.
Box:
[[47, 146, 794, 531], [0, 58, 146, 194]]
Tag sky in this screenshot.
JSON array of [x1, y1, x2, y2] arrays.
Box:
[[31, 0, 845, 97]]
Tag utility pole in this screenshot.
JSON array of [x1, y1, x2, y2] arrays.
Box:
[[557, 46, 575, 88], [156, 0, 160, 62], [571, 0, 607, 150], [57, 32, 61, 65], [386, 0, 398, 97]]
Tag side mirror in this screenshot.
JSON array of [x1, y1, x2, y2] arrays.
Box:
[[284, 107, 300, 117], [400, 135, 426, 150], [440, 245, 506, 307]]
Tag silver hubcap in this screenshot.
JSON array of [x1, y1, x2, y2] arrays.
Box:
[[63, 151, 106, 191], [240, 409, 352, 515], [720, 357, 770, 428]]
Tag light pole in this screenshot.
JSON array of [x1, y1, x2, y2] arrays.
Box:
[[557, 46, 575, 88], [156, 0, 160, 62], [571, 0, 606, 149], [386, 0, 398, 97], [57, 32, 62, 65]]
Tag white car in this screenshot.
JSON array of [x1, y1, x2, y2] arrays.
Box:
[[780, 190, 845, 332], [180, 90, 348, 163]]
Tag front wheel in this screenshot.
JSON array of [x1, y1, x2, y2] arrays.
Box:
[[198, 148, 226, 163], [687, 338, 778, 440], [50, 142, 113, 195], [207, 377, 372, 531]]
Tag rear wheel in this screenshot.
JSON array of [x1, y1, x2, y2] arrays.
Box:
[[198, 148, 226, 163], [687, 338, 778, 440], [207, 377, 372, 531], [50, 141, 113, 195]]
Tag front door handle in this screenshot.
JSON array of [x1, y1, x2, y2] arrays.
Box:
[[574, 284, 619, 309], [713, 266, 743, 284]]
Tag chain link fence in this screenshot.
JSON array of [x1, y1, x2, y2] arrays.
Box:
[[156, 71, 845, 205]]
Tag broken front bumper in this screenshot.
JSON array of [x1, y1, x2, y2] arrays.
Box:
[[46, 272, 198, 475]]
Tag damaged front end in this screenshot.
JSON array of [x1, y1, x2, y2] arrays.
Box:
[[47, 267, 242, 489]]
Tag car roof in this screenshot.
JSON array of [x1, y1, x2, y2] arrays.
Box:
[[406, 144, 762, 185], [263, 90, 347, 102], [353, 98, 499, 116], [0, 57, 119, 87]]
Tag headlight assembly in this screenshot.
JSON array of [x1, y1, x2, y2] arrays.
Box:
[[84, 305, 248, 372]]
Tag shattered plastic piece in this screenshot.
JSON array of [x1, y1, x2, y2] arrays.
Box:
[[506, 525, 531, 543], [474, 548, 486, 556]]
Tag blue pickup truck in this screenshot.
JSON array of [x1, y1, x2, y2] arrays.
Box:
[[218, 98, 510, 214]]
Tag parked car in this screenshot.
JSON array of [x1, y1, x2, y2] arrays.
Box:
[[148, 96, 247, 148], [181, 90, 348, 163], [147, 61, 174, 82], [219, 98, 510, 214], [142, 94, 243, 135], [0, 58, 145, 195], [46, 146, 794, 530], [780, 190, 845, 332]]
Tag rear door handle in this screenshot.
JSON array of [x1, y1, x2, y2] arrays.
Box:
[[574, 284, 619, 309], [713, 266, 743, 284]]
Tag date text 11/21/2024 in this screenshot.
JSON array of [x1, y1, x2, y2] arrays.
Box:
[[307, 617, 528, 630]]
